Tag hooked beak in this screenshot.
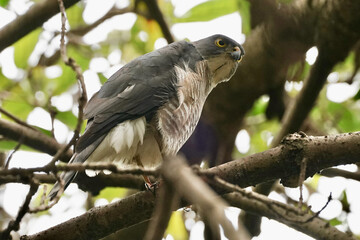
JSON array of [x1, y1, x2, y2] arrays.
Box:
[[231, 46, 244, 62]]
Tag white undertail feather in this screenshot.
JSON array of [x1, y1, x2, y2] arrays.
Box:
[[86, 117, 147, 167]]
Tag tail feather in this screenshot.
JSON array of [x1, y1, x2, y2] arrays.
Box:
[[48, 170, 77, 200], [48, 135, 106, 200]]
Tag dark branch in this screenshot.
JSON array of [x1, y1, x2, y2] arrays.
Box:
[[223, 192, 356, 240], [143, 181, 178, 240], [321, 168, 360, 182], [20, 191, 156, 240], [143, 0, 174, 43], [161, 156, 241, 240], [0, 107, 38, 131], [0, 0, 80, 52], [0, 118, 72, 162], [1, 180, 39, 240], [20, 145, 359, 240]]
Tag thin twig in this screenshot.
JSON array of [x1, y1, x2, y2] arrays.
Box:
[[0, 107, 38, 131], [213, 176, 307, 218], [212, 175, 333, 225], [0, 163, 159, 177], [58, 0, 87, 137], [45, 0, 87, 168], [305, 193, 332, 223], [4, 135, 24, 169], [70, 6, 133, 36], [298, 157, 308, 208], [0, 179, 39, 239], [321, 168, 360, 182], [29, 173, 65, 213]]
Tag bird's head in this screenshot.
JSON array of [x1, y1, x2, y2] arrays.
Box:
[[192, 34, 244, 86]]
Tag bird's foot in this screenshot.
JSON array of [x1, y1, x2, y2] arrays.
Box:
[[145, 181, 159, 195]]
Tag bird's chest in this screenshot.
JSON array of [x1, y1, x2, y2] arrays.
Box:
[[156, 72, 210, 156]]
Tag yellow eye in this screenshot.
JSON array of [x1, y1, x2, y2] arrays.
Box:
[[215, 39, 226, 47]]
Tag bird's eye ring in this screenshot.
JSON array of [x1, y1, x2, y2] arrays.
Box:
[[215, 39, 226, 47]]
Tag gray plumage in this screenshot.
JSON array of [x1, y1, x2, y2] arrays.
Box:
[[49, 34, 244, 199]]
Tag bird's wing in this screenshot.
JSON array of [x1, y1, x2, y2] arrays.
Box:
[[75, 41, 203, 153]]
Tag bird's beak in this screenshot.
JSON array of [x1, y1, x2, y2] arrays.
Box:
[[231, 46, 244, 62]]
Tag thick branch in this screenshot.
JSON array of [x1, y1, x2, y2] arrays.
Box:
[[143, 181, 178, 240], [20, 131, 360, 240], [208, 132, 360, 188], [20, 191, 156, 240], [3, 130, 360, 192], [143, 0, 174, 43], [0, 119, 72, 161], [224, 192, 356, 240], [161, 157, 241, 240], [0, 0, 80, 52]]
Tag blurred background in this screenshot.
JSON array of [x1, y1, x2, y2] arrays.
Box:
[[0, 0, 360, 239]]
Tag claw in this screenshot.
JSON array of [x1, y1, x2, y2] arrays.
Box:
[[143, 175, 159, 195]]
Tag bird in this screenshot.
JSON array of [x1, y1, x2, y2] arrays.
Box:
[[49, 34, 244, 199]]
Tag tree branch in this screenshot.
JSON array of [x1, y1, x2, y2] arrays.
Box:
[[20, 191, 156, 240], [143, 181, 178, 240], [0, 0, 80, 52], [0, 118, 72, 161], [207, 132, 360, 188], [161, 156, 241, 240], [20, 136, 360, 240], [2, 131, 360, 193], [0, 107, 38, 132], [321, 168, 360, 182], [143, 0, 174, 43], [1, 180, 39, 240], [223, 191, 356, 240]]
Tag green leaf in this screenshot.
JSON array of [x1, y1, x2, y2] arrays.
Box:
[[333, 51, 354, 73], [174, 0, 250, 34], [93, 187, 128, 201], [67, 46, 90, 71], [98, 73, 108, 84], [237, 0, 251, 34], [326, 101, 360, 132], [52, 62, 77, 95], [55, 110, 78, 130], [33, 125, 53, 138], [175, 0, 238, 23], [353, 89, 360, 100], [340, 190, 350, 213], [66, 3, 85, 28], [0, 71, 15, 90], [13, 29, 41, 69], [0, 0, 10, 7], [0, 139, 33, 151], [1, 92, 34, 121], [165, 211, 188, 240], [328, 218, 342, 226], [248, 96, 268, 116]]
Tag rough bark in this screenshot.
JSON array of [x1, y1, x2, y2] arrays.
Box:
[[19, 131, 360, 240]]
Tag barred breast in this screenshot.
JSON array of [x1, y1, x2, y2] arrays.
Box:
[[156, 62, 212, 156]]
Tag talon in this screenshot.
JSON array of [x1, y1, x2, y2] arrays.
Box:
[[145, 181, 159, 196], [143, 175, 159, 195]]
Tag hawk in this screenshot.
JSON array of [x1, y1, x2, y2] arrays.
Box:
[[49, 34, 244, 198]]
